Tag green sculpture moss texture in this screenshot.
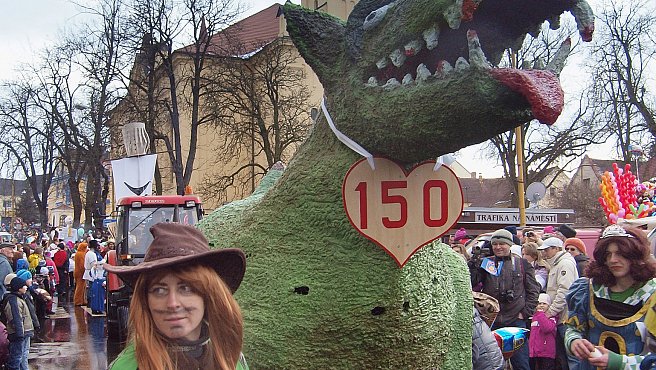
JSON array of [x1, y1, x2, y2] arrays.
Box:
[[200, 121, 473, 368]]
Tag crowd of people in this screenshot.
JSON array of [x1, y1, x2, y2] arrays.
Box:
[[3, 219, 656, 370], [0, 230, 115, 370], [451, 224, 656, 370], [0, 222, 249, 370]]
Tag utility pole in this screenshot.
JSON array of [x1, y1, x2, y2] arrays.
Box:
[[511, 51, 526, 227], [10, 176, 14, 233]]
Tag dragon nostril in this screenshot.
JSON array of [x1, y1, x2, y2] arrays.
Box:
[[294, 286, 310, 295], [371, 306, 385, 315]]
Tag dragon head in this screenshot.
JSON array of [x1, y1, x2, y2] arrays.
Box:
[[284, 0, 593, 163]]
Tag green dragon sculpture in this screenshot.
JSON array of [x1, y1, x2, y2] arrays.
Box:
[[199, 0, 594, 368]]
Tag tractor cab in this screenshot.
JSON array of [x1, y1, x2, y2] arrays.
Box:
[[114, 195, 202, 264], [106, 194, 203, 341]]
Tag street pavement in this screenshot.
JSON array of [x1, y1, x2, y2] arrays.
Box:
[[27, 294, 122, 370]]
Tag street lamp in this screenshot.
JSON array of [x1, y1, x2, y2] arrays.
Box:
[[629, 144, 643, 182]]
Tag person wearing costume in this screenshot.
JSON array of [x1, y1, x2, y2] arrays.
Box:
[[87, 246, 105, 315], [106, 223, 249, 370], [73, 241, 88, 306], [565, 225, 656, 370]]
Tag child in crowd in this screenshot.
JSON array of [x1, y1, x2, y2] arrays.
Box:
[[4, 277, 35, 370], [530, 293, 557, 370]]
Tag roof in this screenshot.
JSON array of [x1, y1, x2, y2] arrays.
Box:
[[583, 155, 656, 182], [181, 3, 283, 57], [0, 179, 29, 198], [458, 177, 514, 207]]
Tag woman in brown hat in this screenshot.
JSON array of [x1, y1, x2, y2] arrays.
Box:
[[106, 223, 248, 370]]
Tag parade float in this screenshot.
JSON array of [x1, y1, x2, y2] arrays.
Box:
[[199, 0, 595, 367]]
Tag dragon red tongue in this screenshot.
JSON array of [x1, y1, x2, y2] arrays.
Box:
[[490, 68, 564, 125]]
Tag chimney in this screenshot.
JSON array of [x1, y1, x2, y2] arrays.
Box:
[[470, 171, 476, 179]]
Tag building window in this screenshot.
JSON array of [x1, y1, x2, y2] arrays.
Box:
[[582, 178, 591, 188], [550, 188, 556, 196]]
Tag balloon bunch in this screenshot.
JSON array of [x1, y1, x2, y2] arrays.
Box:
[[634, 182, 656, 217], [598, 163, 639, 224]]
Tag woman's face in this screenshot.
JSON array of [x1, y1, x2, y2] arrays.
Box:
[[522, 251, 536, 263], [147, 274, 205, 341], [605, 242, 631, 280]]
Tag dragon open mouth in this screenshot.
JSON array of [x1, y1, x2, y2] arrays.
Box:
[[364, 30, 564, 124], [364, 29, 491, 87]]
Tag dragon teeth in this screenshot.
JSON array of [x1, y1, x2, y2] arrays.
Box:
[[467, 30, 491, 69], [389, 49, 406, 67], [404, 40, 422, 56], [571, 0, 595, 42], [376, 58, 388, 69], [366, 77, 378, 87], [383, 78, 401, 90], [546, 38, 572, 74], [434, 60, 453, 78], [416, 64, 431, 82], [548, 15, 561, 30], [402, 74, 414, 85], [423, 26, 440, 50], [443, 0, 463, 29], [455, 57, 470, 71]]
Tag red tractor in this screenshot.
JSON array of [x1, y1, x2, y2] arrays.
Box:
[[105, 194, 203, 341]]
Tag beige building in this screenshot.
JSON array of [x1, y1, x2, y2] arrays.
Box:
[[301, 0, 356, 19], [109, 3, 325, 212]]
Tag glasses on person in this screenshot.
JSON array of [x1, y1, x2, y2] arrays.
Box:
[[566, 247, 577, 252], [525, 232, 535, 237]]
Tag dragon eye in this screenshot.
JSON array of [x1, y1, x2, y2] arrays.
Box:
[[363, 3, 393, 31]]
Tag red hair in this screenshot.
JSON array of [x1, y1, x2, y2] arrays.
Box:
[[129, 264, 243, 370], [587, 227, 656, 286]]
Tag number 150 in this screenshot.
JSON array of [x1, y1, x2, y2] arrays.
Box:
[[354, 180, 448, 229]]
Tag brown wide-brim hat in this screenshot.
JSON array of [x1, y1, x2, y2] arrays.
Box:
[[104, 223, 245, 293]]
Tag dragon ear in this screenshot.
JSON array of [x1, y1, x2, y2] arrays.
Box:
[[283, 3, 345, 88]]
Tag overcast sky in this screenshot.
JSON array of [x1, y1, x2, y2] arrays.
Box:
[[0, 0, 623, 178]]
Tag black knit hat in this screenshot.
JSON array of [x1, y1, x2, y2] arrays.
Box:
[[10, 277, 26, 292], [557, 224, 577, 239]]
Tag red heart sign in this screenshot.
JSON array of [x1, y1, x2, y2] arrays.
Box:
[[342, 157, 463, 267]]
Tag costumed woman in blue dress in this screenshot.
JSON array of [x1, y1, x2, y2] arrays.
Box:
[[88, 246, 105, 315], [565, 225, 656, 370]]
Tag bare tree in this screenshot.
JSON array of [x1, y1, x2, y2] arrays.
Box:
[[26, 0, 126, 230], [200, 38, 313, 202], [0, 81, 58, 227], [555, 182, 607, 226], [586, 0, 656, 160], [119, 0, 244, 196], [67, 0, 129, 229], [22, 42, 96, 230], [486, 21, 608, 206]]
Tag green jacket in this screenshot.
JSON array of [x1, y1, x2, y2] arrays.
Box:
[[109, 342, 249, 370]]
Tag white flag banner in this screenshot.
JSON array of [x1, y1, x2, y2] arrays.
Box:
[[111, 154, 157, 204]]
